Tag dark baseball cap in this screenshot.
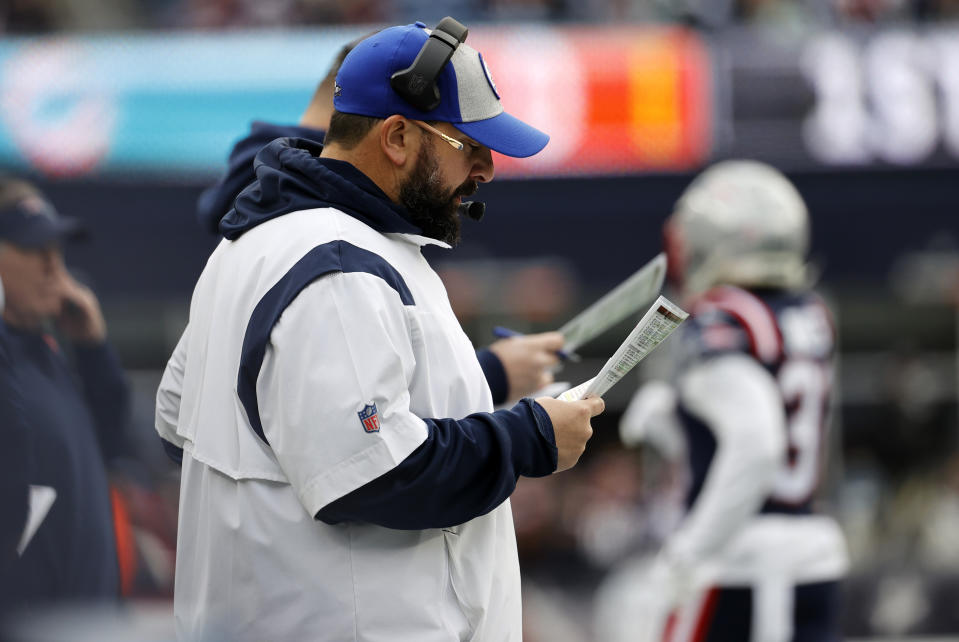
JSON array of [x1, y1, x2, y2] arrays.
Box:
[[0, 194, 86, 249], [334, 22, 549, 158]]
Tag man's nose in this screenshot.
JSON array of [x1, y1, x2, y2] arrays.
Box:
[[471, 148, 494, 183]]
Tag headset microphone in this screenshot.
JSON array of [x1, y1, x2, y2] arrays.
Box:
[[458, 200, 485, 221]]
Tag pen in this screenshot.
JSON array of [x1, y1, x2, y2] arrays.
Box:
[[492, 326, 578, 362]]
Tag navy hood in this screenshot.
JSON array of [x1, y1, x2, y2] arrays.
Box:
[[197, 121, 327, 235], [219, 137, 422, 240]]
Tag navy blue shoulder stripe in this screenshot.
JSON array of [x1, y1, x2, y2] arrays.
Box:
[[237, 240, 415, 444]]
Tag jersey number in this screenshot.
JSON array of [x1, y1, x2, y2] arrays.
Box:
[[770, 359, 831, 504]]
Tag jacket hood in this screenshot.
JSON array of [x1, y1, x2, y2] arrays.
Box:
[[197, 122, 327, 235], [219, 137, 422, 240]]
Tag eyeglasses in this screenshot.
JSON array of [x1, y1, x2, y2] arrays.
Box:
[[411, 119, 465, 151]]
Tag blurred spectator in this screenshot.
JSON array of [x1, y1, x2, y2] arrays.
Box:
[[734, 0, 815, 37], [832, 0, 899, 22], [844, 345, 957, 486], [0, 177, 133, 616], [569, 448, 646, 568], [0, 275, 30, 617], [917, 453, 959, 571], [836, 454, 885, 567], [840, 453, 959, 636], [390, 0, 484, 22], [921, 0, 959, 18], [297, 0, 387, 23], [0, 0, 57, 33], [511, 447, 685, 642], [8, 0, 959, 31], [504, 261, 577, 324], [175, 0, 298, 30], [484, 0, 560, 20], [1, 0, 141, 34], [435, 264, 485, 323], [163, 0, 388, 29], [511, 474, 596, 642]]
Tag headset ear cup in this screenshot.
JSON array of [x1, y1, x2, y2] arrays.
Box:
[[390, 17, 469, 111], [435, 17, 468, 42], [390, 68, 441, 111]]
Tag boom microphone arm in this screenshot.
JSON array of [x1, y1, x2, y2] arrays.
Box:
[[458, 200, 485, 221]]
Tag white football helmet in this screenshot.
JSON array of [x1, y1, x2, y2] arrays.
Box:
[[664, 160, 810, 295]]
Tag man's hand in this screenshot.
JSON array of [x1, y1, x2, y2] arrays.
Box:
[[534, 395, 605, 472], [55, 270, 106, 344], [489, 331, 564, 401]]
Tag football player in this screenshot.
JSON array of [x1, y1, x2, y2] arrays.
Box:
[[596, 160, 849, 642]]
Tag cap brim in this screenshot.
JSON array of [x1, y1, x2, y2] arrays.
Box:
[[454, 111, 549, 158], [57, 217, 87, 243], [10, 217, 87, 249]]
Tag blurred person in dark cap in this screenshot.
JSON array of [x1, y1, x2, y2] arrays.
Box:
[[0, 176, 132, 615]]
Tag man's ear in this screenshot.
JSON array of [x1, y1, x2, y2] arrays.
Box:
[[380, 115, 415, 167]]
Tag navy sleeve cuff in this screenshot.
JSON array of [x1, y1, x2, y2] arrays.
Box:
[[527, 398, 557, 472], [160, 438, 183, 466], [476, 347, 509, 405], [315, 397, 557, 530]]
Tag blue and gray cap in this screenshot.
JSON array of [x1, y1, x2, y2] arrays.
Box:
[[334, 22, 549, 158]]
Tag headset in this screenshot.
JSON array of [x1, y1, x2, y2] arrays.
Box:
[[390, 17, 468, 111], [391, 17, 486, 222]]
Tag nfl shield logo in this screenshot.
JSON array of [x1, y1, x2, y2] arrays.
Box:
[[357, 402, 380, 433]]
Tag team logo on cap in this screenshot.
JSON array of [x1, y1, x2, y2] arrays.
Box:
[[357, 402, 380, 433], [478, 53, 499, 100], [407, 73, 429, 95]]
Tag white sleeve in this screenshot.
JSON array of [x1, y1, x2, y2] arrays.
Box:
[[257, 271, 429, 517], [155, 324, 189, 446], [619, 380, 685, 459], [664, 353, 787, 566]]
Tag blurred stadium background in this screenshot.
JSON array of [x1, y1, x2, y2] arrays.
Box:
[[2, 0, 958, 639]]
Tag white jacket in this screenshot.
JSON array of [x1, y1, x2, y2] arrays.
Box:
[[156, 208, 521, 641]]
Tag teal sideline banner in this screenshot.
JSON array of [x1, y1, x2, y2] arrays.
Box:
[[0, 29, 367, 178], [0, 25, 715, 179]]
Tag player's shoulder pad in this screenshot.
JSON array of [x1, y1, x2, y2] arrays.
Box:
[[688, 285, 785, 366], [777, 289, 837, 360]]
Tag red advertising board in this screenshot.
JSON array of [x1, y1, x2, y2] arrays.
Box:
[[469, 26, 712, 177]]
